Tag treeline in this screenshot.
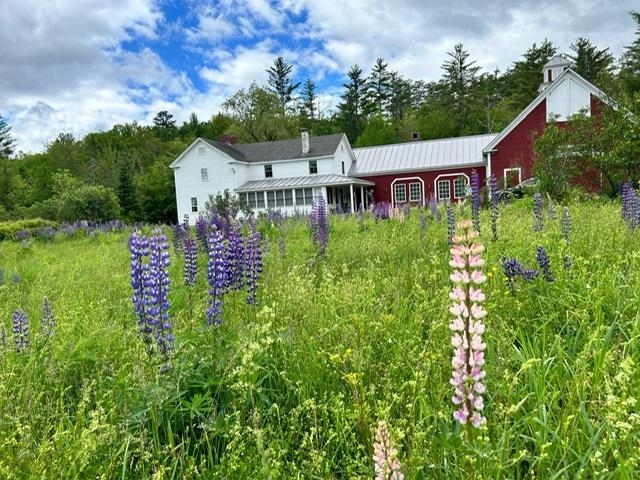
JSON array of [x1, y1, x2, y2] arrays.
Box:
[[0, 11, 639, 223]]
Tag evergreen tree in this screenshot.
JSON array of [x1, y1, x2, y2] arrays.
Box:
[[387, 72, 413, 123], [620, 11, 640, 98], [153, 110, 177, 140], [300, 78, 317, 120], [441, 43, 481, 135], [366, 58, 392, 115], [338, 65, 370, 143], [505, 40, 557, 112], [568, 37, 614, 89], [0, 115, 17, 159], [266, 56, 301, 115], [117, 160, 138, 220]]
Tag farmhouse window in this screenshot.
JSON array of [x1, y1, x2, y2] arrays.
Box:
[[190, 197, 198, 212], [264, 165, 273, 178], [201, 168, 208, 182], [394, 184, 407, 203], [197, 146, 205, 155], [409, 182, 421, 202], [295, 187, 314, 206], [309, 160, 318, 175], [267, 191, 276, 208], [437, 180, 450, 201], [245, 192, 266, 209], [276, 190, 285, 207], [453, 178, 467, 199]]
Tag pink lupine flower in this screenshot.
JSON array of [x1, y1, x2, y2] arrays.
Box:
[[373, 421, 404, 480], [448, 220, 487, 437]]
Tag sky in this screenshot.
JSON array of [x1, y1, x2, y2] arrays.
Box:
[[0, 0, 638, 154]]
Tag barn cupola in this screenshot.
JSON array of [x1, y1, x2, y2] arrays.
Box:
[[539, 55, 573, 92]]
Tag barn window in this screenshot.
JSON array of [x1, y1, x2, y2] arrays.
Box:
[[394, 184, 407, 203], [453, 178, 467, 199], [409, 182, 421, 202], [437, 180, 450, 201]]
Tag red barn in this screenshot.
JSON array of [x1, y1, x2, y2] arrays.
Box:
[[352, 56, 613, 205]]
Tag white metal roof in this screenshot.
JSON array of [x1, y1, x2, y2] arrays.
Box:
[[351, 133, 497, 176], [237, 174, 374, 192]]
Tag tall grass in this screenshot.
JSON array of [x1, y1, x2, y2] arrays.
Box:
[[0, 199, 638, 479]]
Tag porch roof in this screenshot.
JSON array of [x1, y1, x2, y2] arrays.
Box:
[[236, 174, 375, 192]]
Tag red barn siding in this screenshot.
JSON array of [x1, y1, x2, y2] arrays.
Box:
[[361, 165, 486, 205], [490, 101, 547, 187]]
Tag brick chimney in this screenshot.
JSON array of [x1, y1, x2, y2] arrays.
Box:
[[301, 129, 310, 155]]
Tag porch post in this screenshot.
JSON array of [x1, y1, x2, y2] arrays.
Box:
[[349, 184, 355, 213]]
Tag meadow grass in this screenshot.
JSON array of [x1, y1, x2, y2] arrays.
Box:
[[0, 199, 639, 479]]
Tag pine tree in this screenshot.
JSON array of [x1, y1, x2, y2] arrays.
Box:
[[620, 11, 640, 98], [300, 78, 317, 120], [441, 44, 481, 135], [266, 56, 300, 115], [338, 65, 370, 143], [568, 37, 614, 88], [366, 58, 392, 115], [0, 115, 16, 159], [505, 40, 557, 112]]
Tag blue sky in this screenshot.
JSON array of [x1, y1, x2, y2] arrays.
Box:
[[0, 0, 638, 154]]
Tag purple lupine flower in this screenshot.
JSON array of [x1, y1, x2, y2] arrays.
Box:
[[562, 207, 572, 242], [502, 257, 524, 292], [470, 170, 481, 234], [12, 309, 30, 353], [522, 268, 539, 281], [129, 231, 153, 345], [206, 228, 228, 326], [533, 193, 543, 232], [195, 213, 209, 250], [373, 201, 390, 221], [172, 222, 184, 256], [41, 296, 55, 339], [446, 203, 456, 245], [634, 193, 640, 230], [148, 230, 173, 364], [211, 213, 230, 238], [488, 175, 499, 241], [310, 194, 328, 255], [536, 246, 554, 282], [621, 181, 634, 226], [373, 421, 404, 480], [227, 223, 245, 291], [183, 233, 198, 287], [244, 229, 263, 305], [428, 194, 441, 221], [449, 220, 487, 433]]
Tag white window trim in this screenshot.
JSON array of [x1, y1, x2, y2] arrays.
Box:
[[409, 182, 422, 202], [503, 167, 522, 188], [434, 173, 469, 202], [201, 168, 208, 182], [394, 184, 407, 204], [190, 197, 198, 213], [453, 178, 468, 199], [391, 177, 424, 206]]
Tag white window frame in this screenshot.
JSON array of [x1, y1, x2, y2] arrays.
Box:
[[437, 180, 450, 202], [391, 177, 424, 206], [190, 197, 198, 212], [309, 160, 318, 175], [201, 168, 208, 182], [394, 184, 407, 204], [264, 164, 273, 178], [453, 178, 467, 199], [503, 167, 522, 188], [409, 182, 422, 202], [434, 173, 469, 203]]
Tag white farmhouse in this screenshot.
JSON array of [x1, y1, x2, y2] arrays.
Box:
[[170, 130, 375, 223]]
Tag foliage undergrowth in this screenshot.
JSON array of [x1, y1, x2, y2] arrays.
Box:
[[0, 200, 639, 479]]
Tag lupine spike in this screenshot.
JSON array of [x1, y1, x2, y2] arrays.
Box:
[[206, 228, 228, 326], [41, 296, 56, 339], [373, 421, 404, 480], [449, 220, 487, 435], [183, 233, 198, 287], [12, 309, 30, 353], [488, 175, 499, 241], [244, 228, 263, 305], [470, 170, 481, 234], [536, 246, 554, 282], [533, 193, 543, 232], [310, 194, 329, 255]]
